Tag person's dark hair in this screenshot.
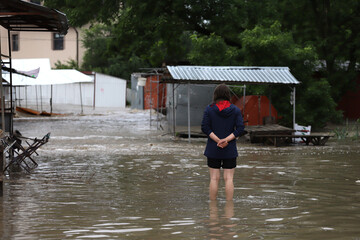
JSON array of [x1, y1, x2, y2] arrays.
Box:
[[213, 84, 231, 102]]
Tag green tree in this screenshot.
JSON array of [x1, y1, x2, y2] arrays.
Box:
[[54, 59, 79, 70], [81, 24, 112, 73], [44, 0, 122, 26], [188, 33, 240, 66], [277, 0, 360, 101], [44, 0, 359, 127], [237, 22, 341, 129]]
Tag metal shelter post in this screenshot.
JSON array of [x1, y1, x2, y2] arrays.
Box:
[[156, 75, 160, 130], [7, 29, 14, 134], [149, 77, 152, 128], [0, 31, 5, 133], [243, 85, 246, 117], [187, 82, 191, 143], [93, 72, 96, 110], [172, 83, 176, 137], [293, 87, 296, 129], [0, 30, 4, 191]]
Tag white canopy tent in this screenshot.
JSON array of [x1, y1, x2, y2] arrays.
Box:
[[2, 58, 93, 113], [2, 58, 92, 86]]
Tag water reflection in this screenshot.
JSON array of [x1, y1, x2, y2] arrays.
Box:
[[208, 200, 237, 239]]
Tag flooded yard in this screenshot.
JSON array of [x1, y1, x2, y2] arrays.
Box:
[[1, 108, 360, 239]]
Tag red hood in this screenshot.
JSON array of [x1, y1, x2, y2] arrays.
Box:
[[216, 100, 231, 111]]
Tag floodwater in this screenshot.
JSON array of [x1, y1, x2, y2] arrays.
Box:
[[1, 108, 360, 239]]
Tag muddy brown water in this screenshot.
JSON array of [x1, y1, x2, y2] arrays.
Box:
[[1, 109, 360, 239]]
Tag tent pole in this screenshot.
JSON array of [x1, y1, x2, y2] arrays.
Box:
[[187, 82, 191, 143], [25, 86, 28, 108], [50, 85, 53, 114], [15, 87, 18, 107], [79, 82, 83, 114], [40, 85, 43, 112], [36, 85, 38, 111]]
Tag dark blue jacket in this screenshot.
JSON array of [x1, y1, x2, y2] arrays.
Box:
[[201, 102, 244, 159]]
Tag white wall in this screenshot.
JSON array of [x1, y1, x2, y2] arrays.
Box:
[[15, 73, 127, 111], [94, 73, 127, 108]]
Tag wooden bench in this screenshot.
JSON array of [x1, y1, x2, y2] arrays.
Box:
[[253, 133, 334, 147]]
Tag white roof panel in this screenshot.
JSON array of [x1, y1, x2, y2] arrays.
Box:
[[166, 66, 300, 85]]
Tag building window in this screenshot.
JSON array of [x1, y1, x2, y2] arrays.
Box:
[[30, 0, 41, 5], [11, 34, 19, 51], [53, 33, 64, 50]]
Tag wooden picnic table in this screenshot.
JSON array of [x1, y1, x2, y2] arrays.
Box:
[[254, 133, 334, 147], [246, 124, 295, 143]]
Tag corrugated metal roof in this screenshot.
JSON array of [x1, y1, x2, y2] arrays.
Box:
[[166, 66, 300, 85]]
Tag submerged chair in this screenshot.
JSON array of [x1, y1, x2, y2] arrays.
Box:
[[3, 132, 50, 173]]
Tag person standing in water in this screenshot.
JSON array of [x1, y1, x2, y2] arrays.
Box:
[[201, 84, 244, 201]]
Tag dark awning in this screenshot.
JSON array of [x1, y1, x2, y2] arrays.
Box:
[[0, 0, 68, 34]]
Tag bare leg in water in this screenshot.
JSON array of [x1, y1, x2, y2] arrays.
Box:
[[209, 168, 220, 200], [223, 168, 235, 201]]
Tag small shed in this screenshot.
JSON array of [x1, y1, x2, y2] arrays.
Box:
[[161, 66, 300, 141], [143, 75, 167, 111], [91, 72, 127, 108], [130, 73, 166, 112]]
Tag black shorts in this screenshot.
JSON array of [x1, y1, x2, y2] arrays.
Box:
[[207, 157, 237, 169]]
